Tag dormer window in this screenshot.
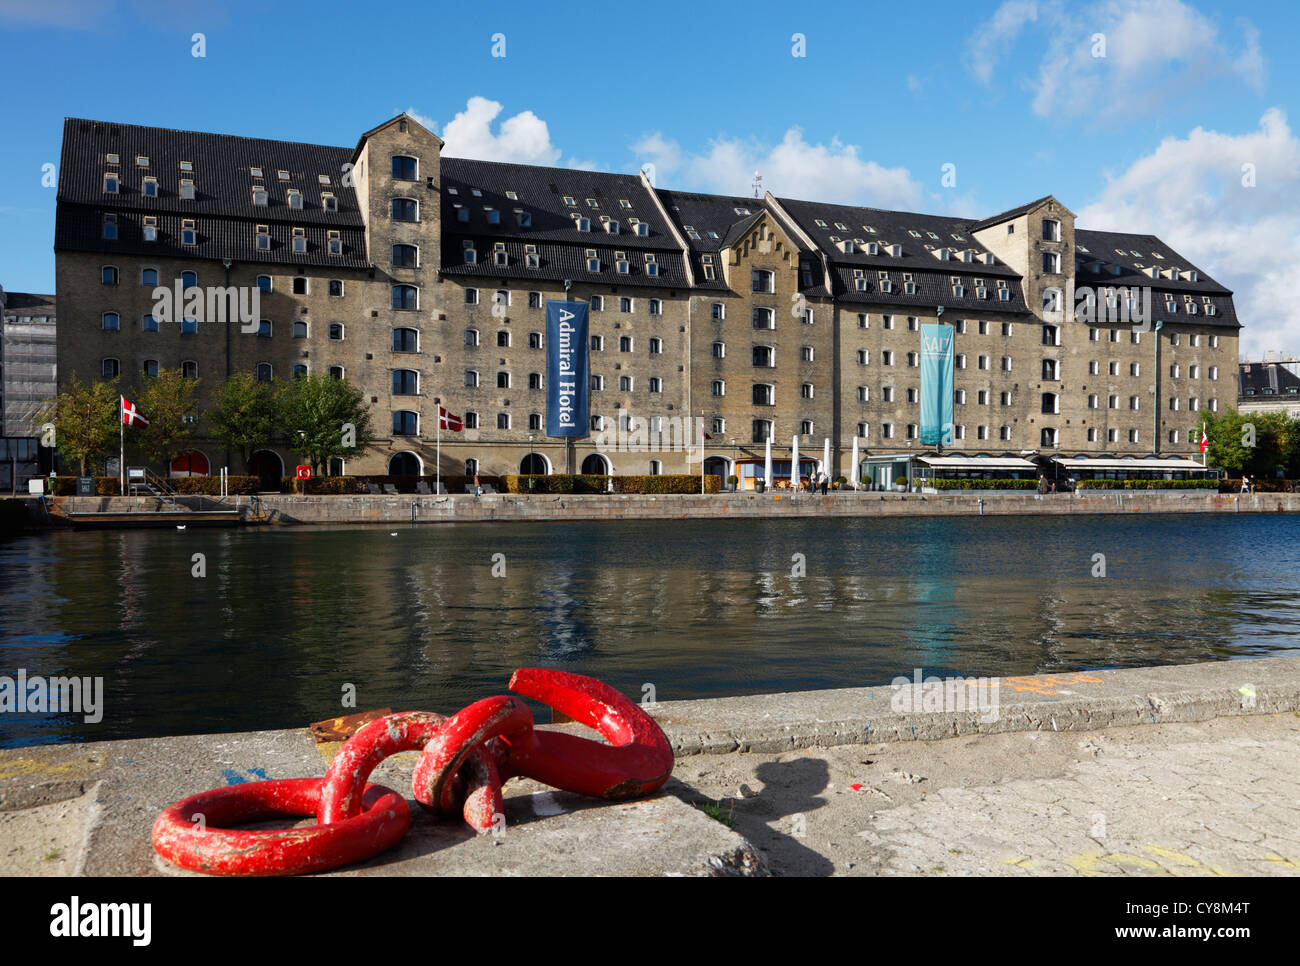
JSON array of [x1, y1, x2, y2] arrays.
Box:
[[181, 219, 196, 246], [179, 179, 196, 200], [318, 174, 331, 185], [464, 247, 477, 264], [525, 253, 540, 269], [563, 196, 576, 205], [253, 187, 268, 206], [277, 170, 290, 181], [617, 260, 629, 274], [328, 230, 342, 255], [142, 177, 158, 197], [587, 256, 601, 272], [888, 245, 901, 257], [863, 225, 876, 233], [619, 199, 633, 209], [103, 173, 118, 193], [292, 227, 306, 253], [494, 251, 508, 266], [927, 231, 940, 240], [179, 160, 193, 172], [135, 155, 148, 167], [255, 225, 270, 250], [486, 208, 501, 225], [250, 166, 263, 177], [287, 189, 302, 209], [576, 217, 591, 232], [865, 242, 879, 255], [586, 198, 598, 208], [321, 192, 337, 211], [105, 153, 120, 165], [516, 210, 532, 228], [605, 219, 619, 234], [142, 216, 157, 241], [646, 262, 659, 277]]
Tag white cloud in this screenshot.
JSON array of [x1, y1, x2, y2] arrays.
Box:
[[403, 97, 563, 165], [1078, 108, 1300, 358], [968, 0, 1266, 118], [632, 128, 927, 210], [966, 0, 1040, 85]]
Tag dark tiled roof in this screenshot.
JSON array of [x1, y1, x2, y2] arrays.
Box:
[[440, 158, 667, 248], [777, 197, 1020, 277], [2, 292, 57, 315], [829, 266, 1031, 314], [968, 195, 1055, 231], [1074, 230, 1238, 328], [439, 234, 689, 289], [1238, 362, 1300, 396], [654, 190, 768, 252], [56, 117, 368, 268]]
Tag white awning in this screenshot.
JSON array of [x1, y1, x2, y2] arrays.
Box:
[[918, 455, 1038, 470], [1051, 457, 1208, 470]]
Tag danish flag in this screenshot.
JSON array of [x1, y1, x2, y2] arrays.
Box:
[[439, 406, 463, 432], [1200, 424, 1209, 454], [121, 397, 150, 427]]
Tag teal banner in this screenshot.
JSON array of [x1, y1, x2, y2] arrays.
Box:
[[920, 323, 954, 446]]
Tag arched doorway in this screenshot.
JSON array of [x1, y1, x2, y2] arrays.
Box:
[[388, 451, 422, 476], [519, 453, 550, 475], [703, 456, 729, 482], [170, 449, 210, 477], [248, 450, 283, 491], [580, 453, 610, 475]]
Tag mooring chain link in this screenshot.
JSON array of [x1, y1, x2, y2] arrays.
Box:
[[152, 669, 674, 876]]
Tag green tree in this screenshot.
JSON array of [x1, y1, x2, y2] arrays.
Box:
[[137, 368, 201, 467], [37, 374, 119, 476], [1199, 408, 1254, 474], [277, 374, 374, 475], [209, 373, 283, 473]]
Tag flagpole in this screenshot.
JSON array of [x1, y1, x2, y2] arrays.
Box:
[[119, 396, 124, 496], [700, 411, 705, 495], [436, 412, 441, 494]]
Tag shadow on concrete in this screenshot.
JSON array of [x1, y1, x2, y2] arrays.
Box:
[[669, 756, 835, 876]]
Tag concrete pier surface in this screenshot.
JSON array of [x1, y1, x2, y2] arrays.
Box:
[[18, 488, 1300, 528], [1, 656, 1297, 876]]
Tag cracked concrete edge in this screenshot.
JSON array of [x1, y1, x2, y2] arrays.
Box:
[[649, 656, 1300, 756]]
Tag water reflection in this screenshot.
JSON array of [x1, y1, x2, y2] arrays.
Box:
[[1, 514, 1298, 746]]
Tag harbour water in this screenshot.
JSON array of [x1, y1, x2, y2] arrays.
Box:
[[2, 513, 1298, 747]]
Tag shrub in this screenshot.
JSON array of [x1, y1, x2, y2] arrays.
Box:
[[171, 475, 259, 495], [1079, 479, 1219, 490], [503, 474, 722, 494], [929, 478, 1038, 490]]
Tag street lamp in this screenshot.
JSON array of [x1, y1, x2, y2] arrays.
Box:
[[528, 434, 536, 490]]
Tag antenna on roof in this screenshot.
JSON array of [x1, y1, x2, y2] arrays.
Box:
[[752, 171, 763, 199]]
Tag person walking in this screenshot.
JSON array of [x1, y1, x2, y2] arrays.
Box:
[[819, 470, 829, 496], [1240, 474, 1250, 494], [474, 471, 482, 498]]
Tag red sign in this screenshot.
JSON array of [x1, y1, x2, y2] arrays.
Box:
[[296, 465, 311, 480]]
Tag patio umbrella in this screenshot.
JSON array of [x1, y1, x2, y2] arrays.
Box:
[[822, 438, 831, 479], [764, 437, 773, 487], [851, 437, 860, 489], [791, 435, 800, 490]]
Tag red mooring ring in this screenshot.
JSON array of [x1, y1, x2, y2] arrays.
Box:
[[412, 695, 534, 822], [152, 777, 410, 876]]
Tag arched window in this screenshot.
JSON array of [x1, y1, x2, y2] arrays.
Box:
[[102, 312, 120, 331], [292, 364, 308, 379], [391, 156, 418, 180], [392, 370, 418, 395], [182, 360, 198, 378], [393, 328, 419, 352], [256, 363, 273, 382], [258, 320, 272, 338], [101, 357, 120, 378], [392, 285, 418, 310], [292, 320, 308, 339], [143, 314, 159, 332], [392, 244, 418, 267], [391, 198, 418, 221], [328, 366, 344, 380], [392, 411, 418, 435], [141, 268, 158, 286], [100, 266, 117, 285], [181, 271, 198, 290], [329, 323, 344, 340], [1041, 392, 1059, 415], [143, 359, 159, 378], [1040, 427, 1057, 447], [257, 275, 272, 292]]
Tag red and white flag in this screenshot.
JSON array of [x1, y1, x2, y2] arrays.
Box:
[[439, 406, 463, 432], [1200, 423, 1209, 454], [121, 397, 149, 427]]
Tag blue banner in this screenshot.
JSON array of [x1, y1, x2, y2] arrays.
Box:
[[545, 300, 590, 437], [920, 323, 954, 446]]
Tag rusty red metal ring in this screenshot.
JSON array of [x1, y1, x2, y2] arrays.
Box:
[[412, 696, 534, 827], [502, 668, 674, 799], [152, 777, 410, 876], [318, 710, 446, 825]]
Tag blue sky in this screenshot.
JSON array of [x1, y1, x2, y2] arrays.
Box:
[[1, 0, 1295, 355]]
